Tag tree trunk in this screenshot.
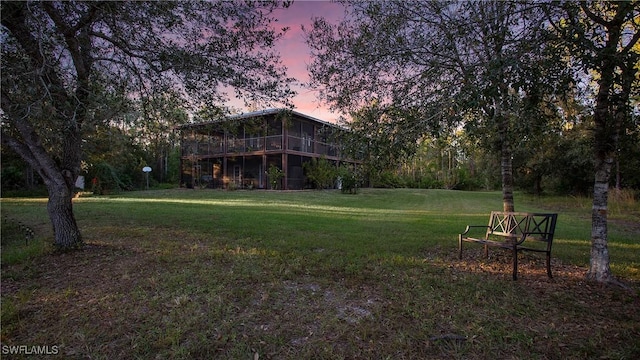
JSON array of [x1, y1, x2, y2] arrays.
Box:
[[501, 146, 515, 212], [534, 175, 542, 196], [586, 50, 616, 283], [587, 154, 612, 282], [499, 115, 515, 212], [615, 157, 621, 190], [579, 0, 637, 284], [47, 180, 83, 250]]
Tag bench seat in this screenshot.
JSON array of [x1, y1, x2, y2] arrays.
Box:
[[458, 212, 558, 280]]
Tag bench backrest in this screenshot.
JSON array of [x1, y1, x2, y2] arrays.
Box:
[[486, 211, 558, 243]]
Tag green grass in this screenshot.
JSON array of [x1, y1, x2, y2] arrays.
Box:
[[1, 216, 47, 266], [1, 188, 639, 359]]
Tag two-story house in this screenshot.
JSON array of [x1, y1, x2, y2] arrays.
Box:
[[179, 108, 354, 190]]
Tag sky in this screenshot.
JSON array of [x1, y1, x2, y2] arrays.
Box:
[[230, 0, 346, 123]]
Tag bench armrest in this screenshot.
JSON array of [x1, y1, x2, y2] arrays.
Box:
[[515, 233, 529, 246], [460, 225, 491, 236]]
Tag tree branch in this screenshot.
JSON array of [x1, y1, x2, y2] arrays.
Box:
[[579, 3, 611, 27], [622, 28, 640, 54], [41, 2, 90, 84], [89, 31, 171, 73]]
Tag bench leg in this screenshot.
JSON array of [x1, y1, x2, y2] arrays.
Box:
[[484, 244, 489, 258], [512, 246, 518, 281], [458, 235, 463, 260], [546, 252, 553, 278]]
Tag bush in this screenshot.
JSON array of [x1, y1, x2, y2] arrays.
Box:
[[1, 166, 24, 190], [303, 157, 337, 190], [372, 170, 405, 188], [90, 162, 128, 195], [267, 164, 284, 190], [417, 176, 443, 189], [338, 166, 363, 194]]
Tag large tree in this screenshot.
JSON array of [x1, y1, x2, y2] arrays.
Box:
[[341, 101, 425, 187], [1, 1, 294, 250], [551, 1, 639, 283], [305, 1, 562, 212]]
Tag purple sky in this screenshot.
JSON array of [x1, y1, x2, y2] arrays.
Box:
[[230, 0, 346, 123]]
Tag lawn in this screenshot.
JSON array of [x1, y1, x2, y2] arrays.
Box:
[[1, 188, 639, 359]]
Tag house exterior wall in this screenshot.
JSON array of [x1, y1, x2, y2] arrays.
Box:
[[179, 109, 352, 190]]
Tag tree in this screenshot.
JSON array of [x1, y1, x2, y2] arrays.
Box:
[[133, 91, 189, 184], [305, 1, 564, 212], [83, 118, 148, 192], [1, 1, 294, 250], [551, 1, 639, 283], [339, 101, 424, 187]]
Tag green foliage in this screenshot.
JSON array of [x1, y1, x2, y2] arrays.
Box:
[[616, 117, 640, 189], [135, 92, 190, 185], [517, 119, 594, 196], [84, 124, 147, 190], [0, 146, 43, 192], [267, 164, 284, 190], [370, 170, 404, 188], [337, 165, 363, 194], [339, 102, 423, 179], [0, 166, 24, 191], [414, 176, 444, 189], [303, 157, 337, 190], [165, 147, 182, 184], [90, 162, 128, 195], [305, 1, 580, 211]]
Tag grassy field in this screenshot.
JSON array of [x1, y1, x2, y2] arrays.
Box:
[[1, 188, 639, 359]]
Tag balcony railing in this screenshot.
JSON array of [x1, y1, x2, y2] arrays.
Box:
[[287, 136, 313, 153], [183, 134, 338, 157], [265, 135, 282, 150], [287, 135, 338, 157]]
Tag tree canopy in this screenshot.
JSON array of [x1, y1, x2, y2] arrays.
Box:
[[1, 0, 295, 249], [305, 0, 639, 283], [305, 1, 565, 212]]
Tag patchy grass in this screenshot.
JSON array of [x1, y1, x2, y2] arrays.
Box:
[[1, 189, 639, 359], [1, 216, 49, 266]]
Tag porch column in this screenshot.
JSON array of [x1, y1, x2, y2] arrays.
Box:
[[262, 154, 267, 189], [282, 117, 288, 190], [223, 156, 228, 189], [282, 153, 288, 190]]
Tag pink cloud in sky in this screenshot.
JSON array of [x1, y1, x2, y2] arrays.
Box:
[[230, 0, 346, 123]]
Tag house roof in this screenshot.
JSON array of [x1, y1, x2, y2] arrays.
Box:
[[177, 108, 345, 130]]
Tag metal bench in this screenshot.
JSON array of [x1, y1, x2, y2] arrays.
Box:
[[458, 212, 558, 280]]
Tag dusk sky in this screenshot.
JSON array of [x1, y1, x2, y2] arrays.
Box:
[[231, 0, 346, 123]]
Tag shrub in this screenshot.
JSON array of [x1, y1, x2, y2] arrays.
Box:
[[90, 162, 127, 195], [372, 170, 405, 188], [338, 165, 363, 194], [267, 164, 284, 190], [303, 157, 337, 190]]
